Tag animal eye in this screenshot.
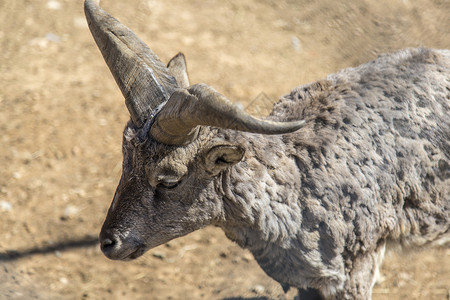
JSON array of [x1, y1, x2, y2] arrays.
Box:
[[158, 178, 181, 189]]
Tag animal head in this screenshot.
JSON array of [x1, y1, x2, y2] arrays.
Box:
[[84, 0, 304, 260]]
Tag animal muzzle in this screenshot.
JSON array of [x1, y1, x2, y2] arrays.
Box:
[[99, 227, 146, 261]]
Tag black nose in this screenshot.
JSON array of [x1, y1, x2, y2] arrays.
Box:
[[100, 237, 116, 253], [99, 229, 121, 258]]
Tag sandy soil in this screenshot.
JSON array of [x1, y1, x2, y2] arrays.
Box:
[[0, 0, 449, 299]]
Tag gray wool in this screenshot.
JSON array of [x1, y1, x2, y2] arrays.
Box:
[[216, 48, 449, 299]]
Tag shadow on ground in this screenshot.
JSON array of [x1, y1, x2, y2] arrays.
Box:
[[0, 236, 99, 262]]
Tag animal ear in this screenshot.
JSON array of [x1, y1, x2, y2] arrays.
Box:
[[205, 145, 245, 175], [167, 53, 190, 88]]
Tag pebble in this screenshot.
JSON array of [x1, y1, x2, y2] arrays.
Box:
[[291, 36, 302, 52], [62, 205, 79, 220], [242, 252, 254, 262], [45, 33, 61, 43], [98, 118, 108, 126], [46, 1, 62, 10], [251, 284, 265, 294], [28, 33, 61, 50], [59, 277, 68, 285], [29, 37, 49, 49], [152, 251, 166, 260], [0, 200, 12, 212]]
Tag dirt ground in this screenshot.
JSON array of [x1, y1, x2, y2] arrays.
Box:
[[0, 0, 449, 299]]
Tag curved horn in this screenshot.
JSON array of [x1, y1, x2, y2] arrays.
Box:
[[150, 84, 306, 146], [84, 0, 178, 127]]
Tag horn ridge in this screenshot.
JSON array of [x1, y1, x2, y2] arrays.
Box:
[[150, 84, 306, 145], [84, 0, 178, 127]]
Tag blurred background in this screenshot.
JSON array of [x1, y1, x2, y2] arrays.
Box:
[[0, 0, 448, 299]]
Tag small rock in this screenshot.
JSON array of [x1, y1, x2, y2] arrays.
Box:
[[291, 36, 302, 52], [98, 119, 108, 126], [29, 37, 49, 49], [273, 19, 289, 29], [152, 251, 166, 260], [45, 33, 61, 43], [0, 201, 12, 212], [251, 284, 265, 294], [71, 188, 86, 197], [62, 205, 79, 219], [242, 252, 254, 262], [59, 277, 68, 284], [46, 1, 62, 10], [27, 268, 36, 275], [29, 33, 60, 50]]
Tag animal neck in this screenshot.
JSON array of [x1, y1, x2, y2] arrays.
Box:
[[213, 81, 343, 249], [217, 132, 303, 250]]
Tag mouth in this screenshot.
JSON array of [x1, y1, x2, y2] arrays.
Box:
[[122, 245, 147, 261]]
